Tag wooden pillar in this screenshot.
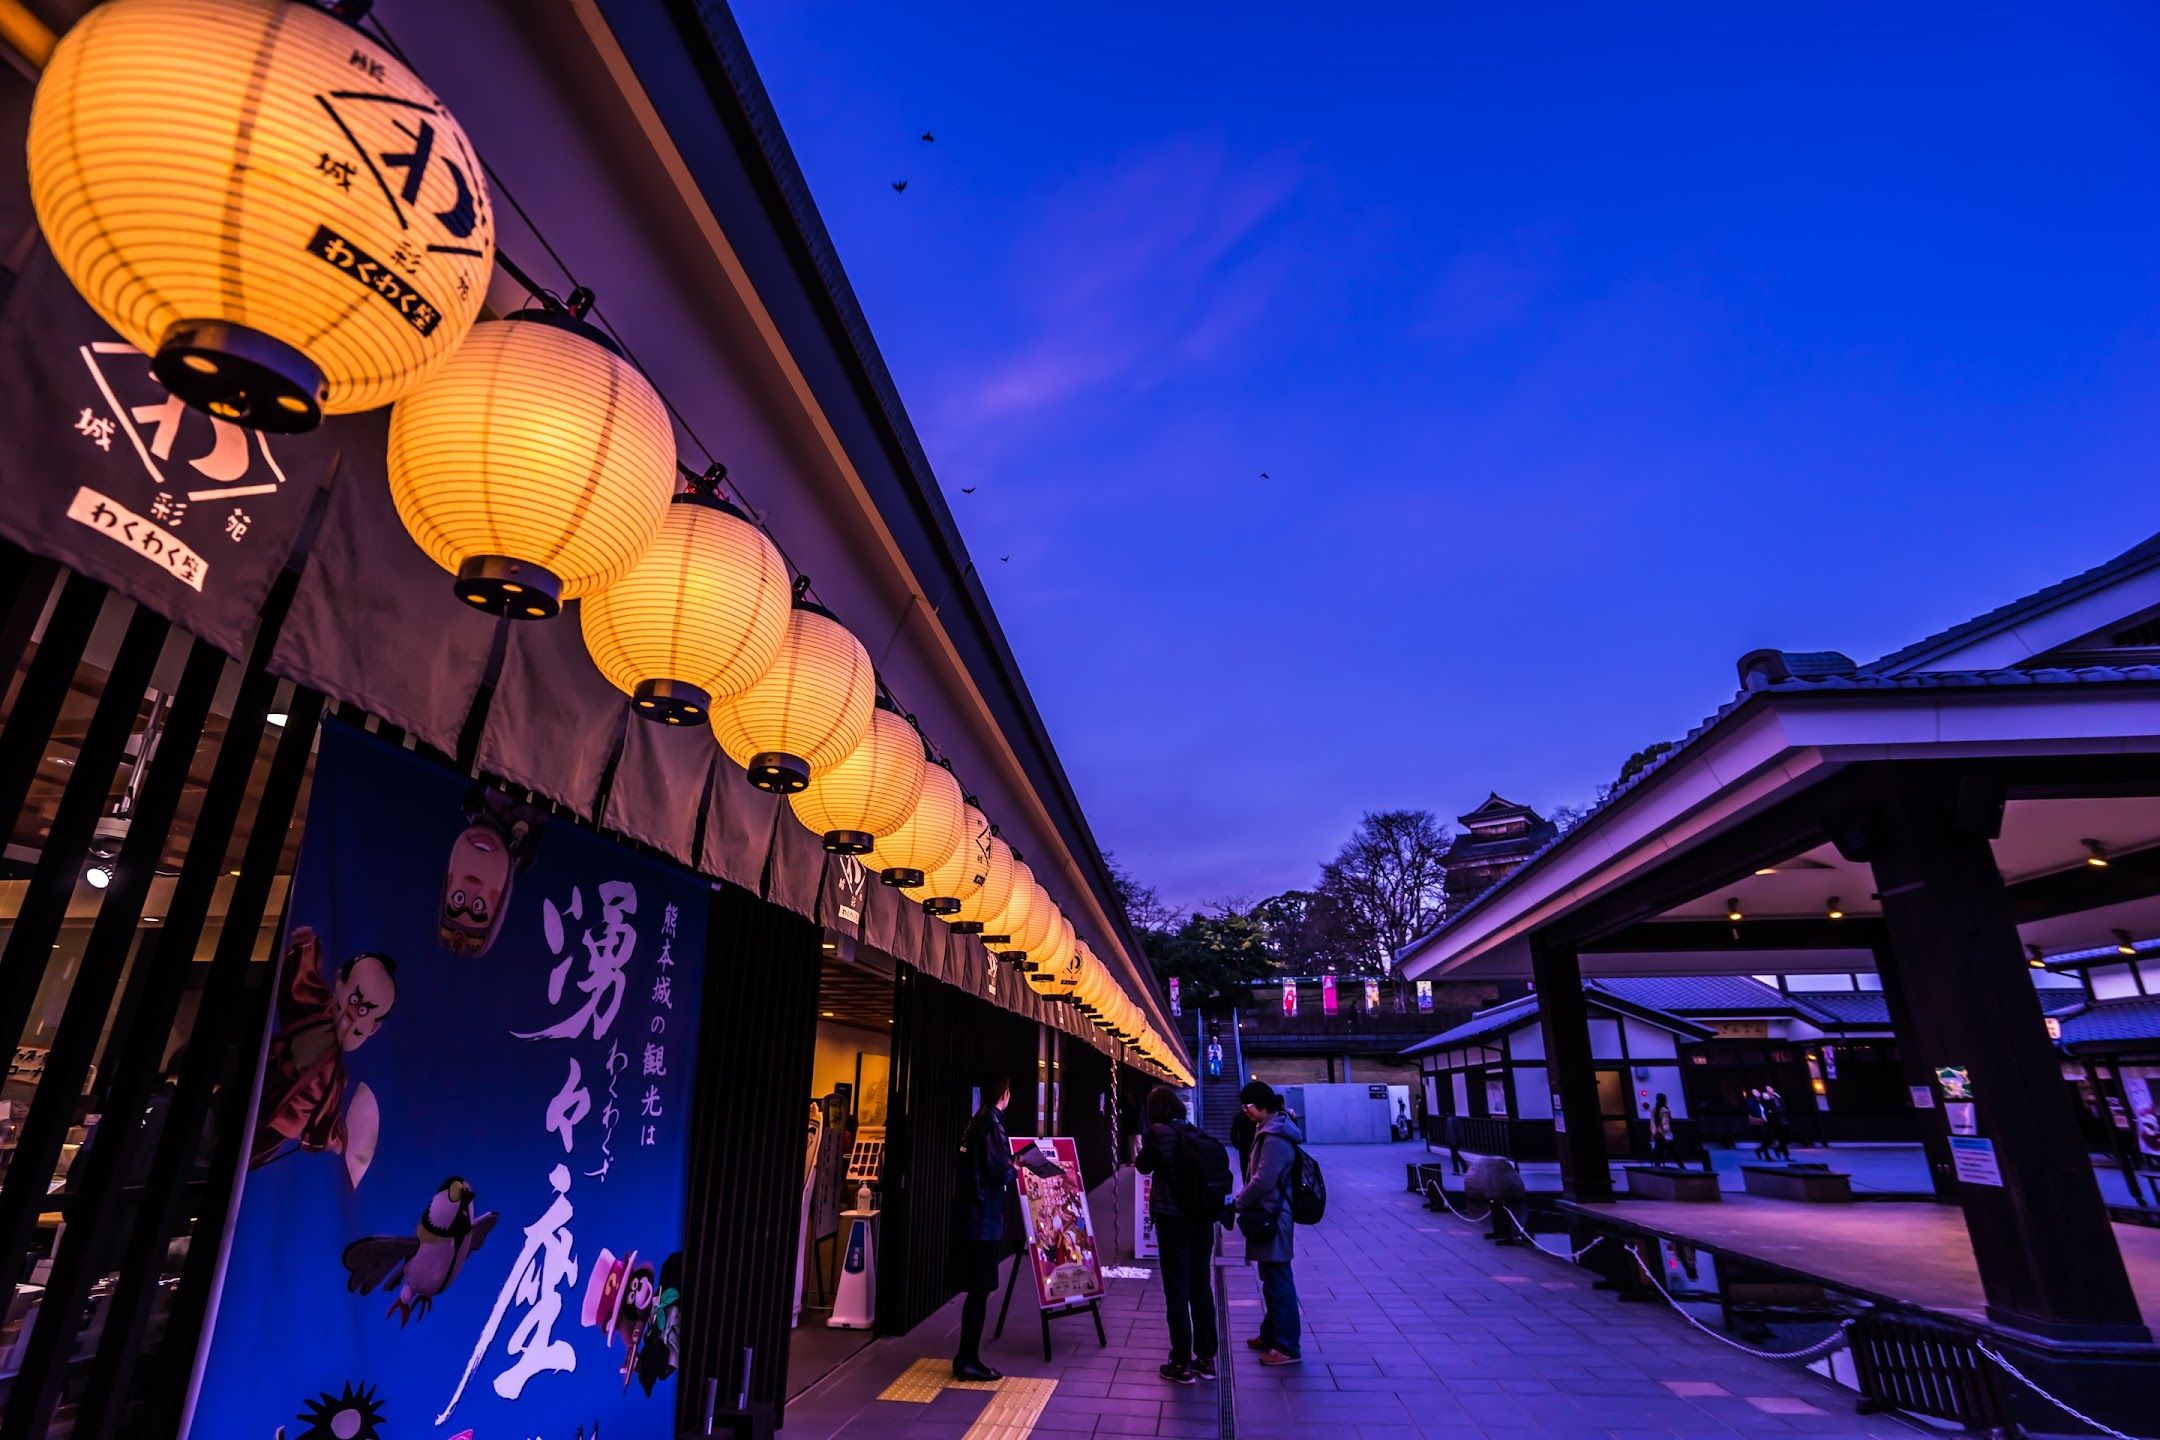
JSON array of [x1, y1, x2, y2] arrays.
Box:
[[1867, 937, 1960, 1201], [1854, 775, 2147, 1342], [1531, 933, 1612, 1203]]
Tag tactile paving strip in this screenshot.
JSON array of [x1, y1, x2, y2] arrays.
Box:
[[877, 1355, 1002, 1402], [960, 1376, 1057, 1440]]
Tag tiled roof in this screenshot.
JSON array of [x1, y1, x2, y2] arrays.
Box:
[[1592, 975, 1791, 1014], [1863, 531, 2160, 676], [1784, 991, 1892, 1028], [1759, 664, 2160, 692], [1400, 995, 1540, 1055], [2059, 996, 2160, 1050]]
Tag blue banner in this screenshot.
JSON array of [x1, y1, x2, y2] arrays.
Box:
[[191, 722, 705, 1438]]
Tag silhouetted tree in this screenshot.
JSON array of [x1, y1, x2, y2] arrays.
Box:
[[1317, 809, 1451, 974]]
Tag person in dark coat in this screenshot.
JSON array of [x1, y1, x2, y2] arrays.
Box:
[[1230, 1081, 1304, 1365], [1764, 1085, 1793, 1162], [951, 1072, 1017, 1380], [1133, 1085, 1218, 1384], [1229, 1105, 1257, 1180]]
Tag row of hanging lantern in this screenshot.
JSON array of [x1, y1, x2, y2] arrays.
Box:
[[24, 0, 1182, 1076]]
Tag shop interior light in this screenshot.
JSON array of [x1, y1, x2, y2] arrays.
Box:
[[709, 597, 874, 793], [2027, 945, 2048, 970], [2115, 929, 2138, 957], [84, 865, 111, 889], [2083, 838, 2110, 868], [389, 304, 675, 618], [581, 463, 790, 724], [1825, 897, 1843, 920], [789, 700, 925, 854], [27, 0, 493, 429], [1725, 898, 1743, 922], [868, 757, 965, 890]]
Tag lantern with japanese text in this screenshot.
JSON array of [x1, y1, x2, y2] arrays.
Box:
[[28, 0, 493, 430], [916, 797, 991, 914], [580, 465, 790, 723], [709, 598, 874, 793], [945, 833, 1016, 935], [869, 758, 965, 890], [789, 700, 925, 854], [388, 306, 674, 616]]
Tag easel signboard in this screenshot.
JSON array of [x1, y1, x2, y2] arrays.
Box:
[[996, 1137, 1108, 1359]]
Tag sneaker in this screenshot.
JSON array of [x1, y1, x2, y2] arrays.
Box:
[[1245, 1336, 1268, 1351], [1159, 1363, 1198, 1385], [1192, 1358, 1217, 1380], [1258, 1350, 1300, 1367]]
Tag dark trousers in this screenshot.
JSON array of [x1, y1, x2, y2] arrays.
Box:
[[1649, 1134, 1676, 1166], [1155, 1215, 1218, 1365], [953, 1239, 1001, 1365], [1256, 1259, 1300, 1357]]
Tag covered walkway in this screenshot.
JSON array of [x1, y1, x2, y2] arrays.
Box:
[[790, 1143, 1919, 1439]]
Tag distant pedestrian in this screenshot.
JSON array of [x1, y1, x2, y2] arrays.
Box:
[[1649, 1093, 1676, 1167], [1206, 1040, 1223, 1079], [1231, 1081, 1304, 1366], [1764, 1086, 1793, 1162], [949, 1071, 1015, 1381], [1135, 1085, 1227, 1384], [1746, 1088, 1772, 1160]]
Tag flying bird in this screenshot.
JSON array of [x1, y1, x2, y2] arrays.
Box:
[[891, 180, 908, 193], [1260, 471, 1269, 478], [342, 1176, 500, 1326], [921, 131, 936, 143], [961, 487, 976, 494], [1000, 556, 1010, 562]]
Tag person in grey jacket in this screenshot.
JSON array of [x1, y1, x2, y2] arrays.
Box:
[[1230, 1081, 1303, 1365]]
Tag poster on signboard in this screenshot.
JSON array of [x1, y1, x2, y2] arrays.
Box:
[[1281, 981, 1297, 1018], [1321, 975, 1338, 1015], [1364, 979, 1380, 1012], [189, 721, 704, 1438], [1010, 1137, 1106, 1308]]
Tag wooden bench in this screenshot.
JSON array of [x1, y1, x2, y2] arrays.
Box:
[[1740, 1164, 1853, 1202], [1622, 1165, 1721, 1201]]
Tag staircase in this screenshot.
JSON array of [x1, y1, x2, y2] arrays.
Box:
[[1196, 1007, 1245, 1142]]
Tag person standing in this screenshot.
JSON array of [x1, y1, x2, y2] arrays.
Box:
[[1746, 1087, 1772, 1160], [1764, 1085, 1793, 1162], [1649, 1093, 1676, 1167], [951, 1072, 1016, 1381], [1231, 1081, 1303, 1366], [1134, 1086, 1220, 1384]]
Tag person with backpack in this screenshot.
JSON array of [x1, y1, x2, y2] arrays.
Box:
[[949, 1072, 1016, 1382], [1230, 1081, 1306, 1366], [1133, 1086, 1228, 1384]]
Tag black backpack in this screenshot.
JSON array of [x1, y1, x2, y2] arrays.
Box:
[[1172, 1123, 1235, 1217], [1287, 1143, 1326, 1225]]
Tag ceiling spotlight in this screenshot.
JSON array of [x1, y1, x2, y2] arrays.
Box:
[[821, 1011, 835, 1018], [1825, 897, 1843, 920], [85, 865, 111, 890], [266, 712, 288, 727], [2115, 929, 2138, 957], [2082, 839, 2109, 868], [1725, 898, 1743, 922], [2027, 944, 2047, 970], [1754, 868, 1777, 876]]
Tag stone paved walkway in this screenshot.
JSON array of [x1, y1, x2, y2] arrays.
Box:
[[783, 1142, 1926, 1439]]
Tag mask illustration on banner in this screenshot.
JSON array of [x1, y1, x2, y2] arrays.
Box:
[[192, 722, 703, 1438]]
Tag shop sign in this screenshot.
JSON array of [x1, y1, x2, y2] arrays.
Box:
[[1909, 1085, 1935, 1109], [1011, 1137, 1106, 1307], [1949, 1136, 2003, 1187], [192, 722, 705, 1437], [1709, 1021, 1768, 1039]]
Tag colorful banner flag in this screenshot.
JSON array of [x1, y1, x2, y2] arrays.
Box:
[[1364, 979, 1381, 1011], [1168, 976, 1180, 1016], [1417, 979, 1434, 1012], [193, 722, 705, 1437], [1282, 980, 1298, 1017], [1321, 975, 1338, 1015]]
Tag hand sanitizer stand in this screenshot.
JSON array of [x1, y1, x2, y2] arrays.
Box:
[[828, 1185, 877, 1329]]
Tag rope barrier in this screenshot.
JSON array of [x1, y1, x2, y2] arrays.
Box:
[[1976, 1345, 2157, 1440]]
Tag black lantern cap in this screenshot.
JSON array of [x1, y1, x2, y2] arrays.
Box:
[[153, 320, 327, 434], [748, 751, 811, 794], [456, 555, 563, 619]]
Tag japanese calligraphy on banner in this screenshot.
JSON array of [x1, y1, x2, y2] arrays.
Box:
[[0, 244, 338, 658], [1321, 975, 1338, 1016], [190, 722, 704, 1438], [1281, 980, 1297, 1018], [1010, 1137, 1106, 1308], [1416, 980, 1434, 1013]]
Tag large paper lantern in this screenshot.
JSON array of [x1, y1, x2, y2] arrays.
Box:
[[869, 758, 965, 890], [709, 599, 874, 793], [789, 701, 925, 855], [1022, 912, 1072, 978], [984, 859, 1038, 950], [389, 309, 673, 616], [916, 798, 992, 915], [946, 833, 1015, 934], [1009, 881, 1057, 961], [580, 465, 789, 723], [28, 0, 492, 430]]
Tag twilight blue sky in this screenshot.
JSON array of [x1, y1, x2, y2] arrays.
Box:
[[734, 3, 2160, 914]]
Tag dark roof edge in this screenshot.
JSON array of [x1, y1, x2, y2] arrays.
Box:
[[610, 0, 1172, 1036]]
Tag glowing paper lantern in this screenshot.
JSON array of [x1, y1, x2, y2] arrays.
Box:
[[916, 798, 992, 914], [869, 759, 965, 890], [946, 833, 1015, 934], [580, 466, 790, 723], [27, 0, 492, 430], [1010, 880, 1056, 958], [709, 600, 874, 793], [1022, 912, 1072, 977], [789, 702, 925, 854], [985, 860, 1038, 950], [389, 310, 674, 616]]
